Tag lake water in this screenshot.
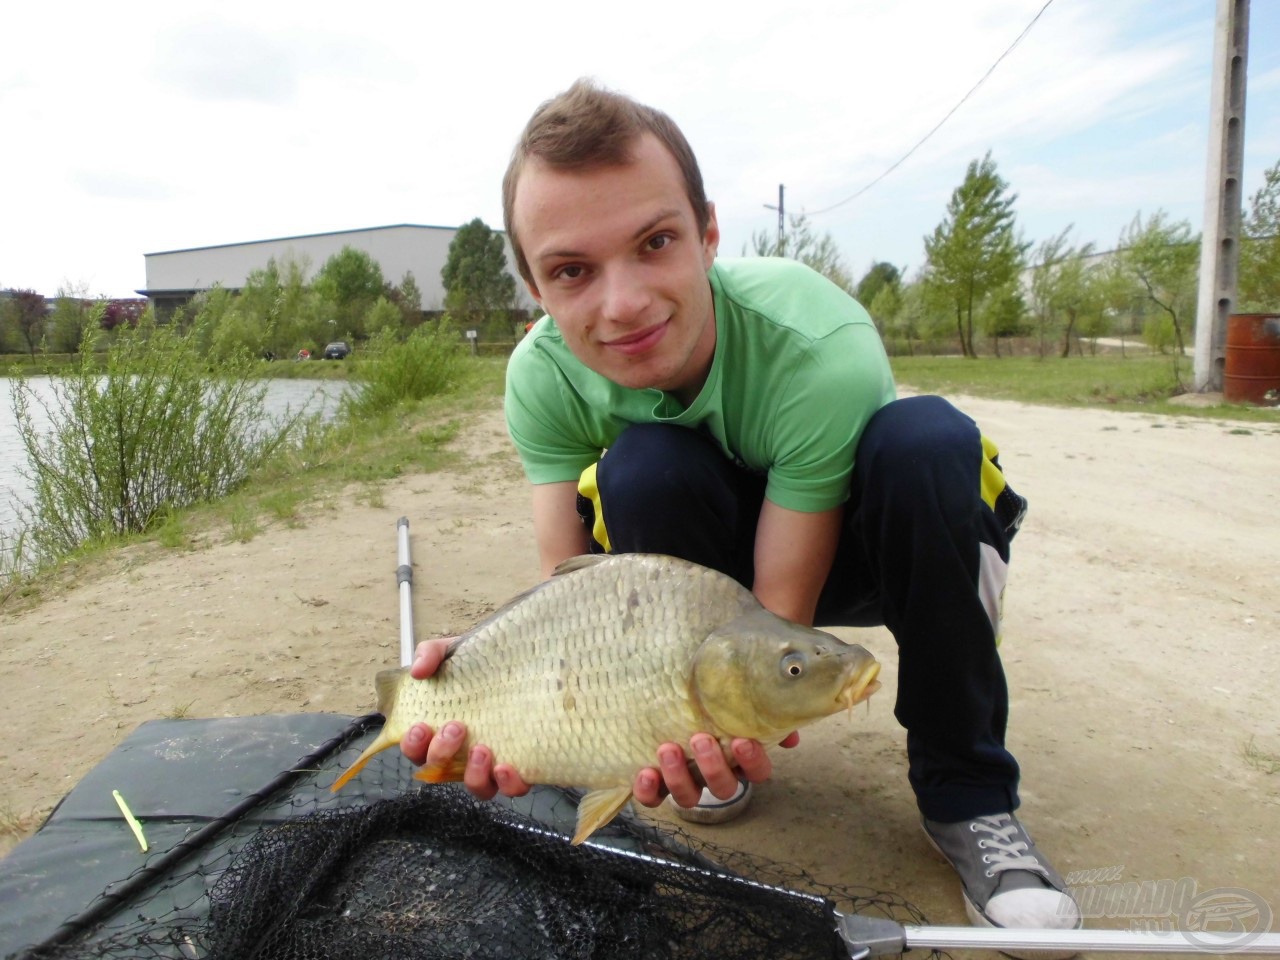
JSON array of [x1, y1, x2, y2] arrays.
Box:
[[0, 377, 349, 546]]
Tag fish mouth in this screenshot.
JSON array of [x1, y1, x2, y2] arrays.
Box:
[[838, 661, 882, 717]]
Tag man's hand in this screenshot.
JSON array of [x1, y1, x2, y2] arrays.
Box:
[[631, 731, 800, 808], [400, 637, 798, 807], [398, 637, 532, 800]]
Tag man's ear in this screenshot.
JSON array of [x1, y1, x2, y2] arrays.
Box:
[[525, 279, 543, 307], [702, 201, 720, 267]]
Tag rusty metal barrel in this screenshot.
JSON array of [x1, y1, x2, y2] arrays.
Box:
[[1223, 313, 1280, 405]]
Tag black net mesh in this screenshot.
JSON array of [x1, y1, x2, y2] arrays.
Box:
[[7, 716, 933, 960]]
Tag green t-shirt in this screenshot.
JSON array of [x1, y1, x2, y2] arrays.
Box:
[[504, 257, 896, 513]]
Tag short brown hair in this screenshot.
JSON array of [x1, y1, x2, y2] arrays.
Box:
[[502, 79, 710, 286]]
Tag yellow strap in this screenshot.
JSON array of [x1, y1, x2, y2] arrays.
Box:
[[577, 462, 612, 553], [979, 434, 1006, 512]]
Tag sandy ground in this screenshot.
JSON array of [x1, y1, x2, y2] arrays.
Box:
[[2, 393, 1278, 957]]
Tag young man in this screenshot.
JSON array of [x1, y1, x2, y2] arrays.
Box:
[[402, 80, 1081, 940]]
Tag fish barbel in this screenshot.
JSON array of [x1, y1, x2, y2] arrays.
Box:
[[332, 554, 881, 843]]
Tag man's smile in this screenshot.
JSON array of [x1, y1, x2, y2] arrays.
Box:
[[603, 320, 669, 357]]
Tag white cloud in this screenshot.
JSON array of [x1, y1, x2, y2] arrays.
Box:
[[0, 0, 1276, 297]]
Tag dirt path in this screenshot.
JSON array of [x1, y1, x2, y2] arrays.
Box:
[[3, 395, 1278, 957]]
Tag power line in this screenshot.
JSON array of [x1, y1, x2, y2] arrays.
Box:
[[807, 0, 1058, 217]]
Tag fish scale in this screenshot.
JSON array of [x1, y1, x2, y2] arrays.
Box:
[[332, 553, 881, 844]]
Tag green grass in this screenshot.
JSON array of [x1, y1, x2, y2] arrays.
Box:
[[891, 353, 1280, 422], [7, 349, 1277, 610], [0, 801, 42, 840], [1, 356, 507, 611], [1244, 737, 1280, 775]]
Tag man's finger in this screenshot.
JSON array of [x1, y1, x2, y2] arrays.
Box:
[[463, 744, 498, 801], [493, 763, 533, 798], [731, 737, 774, 782], [632, 767, 666, 807], [409, 636, 453, 680], [425, 720, 466, 768], [658, 742, 702, 808], [691, 733, 739, 800], [400, 722, 432, 764]]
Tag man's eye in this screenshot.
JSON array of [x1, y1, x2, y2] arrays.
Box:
[[556, 265, 584, 280], [647, 234, 671, 251]]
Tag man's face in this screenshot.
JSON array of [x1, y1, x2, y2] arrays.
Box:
[[513, 134, 720, 402]]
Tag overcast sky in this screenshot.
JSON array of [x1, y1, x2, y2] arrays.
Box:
[[2, 0, 1277, 302]]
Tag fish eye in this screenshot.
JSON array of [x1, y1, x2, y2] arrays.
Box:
[[781, 652, 805, 678]]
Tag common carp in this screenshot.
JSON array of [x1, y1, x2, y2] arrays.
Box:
[[332, 553, 881, 844]]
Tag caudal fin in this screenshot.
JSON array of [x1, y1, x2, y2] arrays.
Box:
[[330, 727, 400, 792], [331, 668, 409, 792]]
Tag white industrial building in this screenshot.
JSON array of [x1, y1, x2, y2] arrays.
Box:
[[139, 223, 532, 320]]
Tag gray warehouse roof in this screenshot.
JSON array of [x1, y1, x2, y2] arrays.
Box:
[[141, 223, 531, 310]]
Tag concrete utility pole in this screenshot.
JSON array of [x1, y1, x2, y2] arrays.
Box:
[[1194, 0, 1249, 393], [764, 184, 785, 254]]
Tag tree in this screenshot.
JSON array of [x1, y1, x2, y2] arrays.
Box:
[[978, 280, 1028, 357], [923, 152, 1027, 358], [364, 295, 404, 337], [314, 246, 385, 341], [441, 218, 517, 335], [1239, 158, 1280, 311], [1117, 211, 1198, 357], [867, 282, 901, 339], [748, 214, 854, 293], [855, 261, 902, 308], [1030, 228, 1102, 358], [4, 290, 49, 357], [394, 271, 424, 327], [101, 300, 146, 332], [50, 284, 94, 353]]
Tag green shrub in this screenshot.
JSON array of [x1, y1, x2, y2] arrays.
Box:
[[342, 324, 464, 419], [9, 317, 302, 566]]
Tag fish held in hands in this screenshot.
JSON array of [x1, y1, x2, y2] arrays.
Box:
[[332, 554, 880, 844]]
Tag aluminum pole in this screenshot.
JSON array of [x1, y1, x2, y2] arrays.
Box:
[[837, 913, 1280, 956], [396, 517, 414, 667]]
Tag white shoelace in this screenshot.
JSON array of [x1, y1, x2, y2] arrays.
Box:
[[971, 814, 1052, 880]]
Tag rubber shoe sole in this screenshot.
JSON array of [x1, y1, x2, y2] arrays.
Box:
[[670, 779, 752, 825], [922, 817, 1081, 960]]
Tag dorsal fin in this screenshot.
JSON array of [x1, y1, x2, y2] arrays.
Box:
[[552, 554, 609, 577]]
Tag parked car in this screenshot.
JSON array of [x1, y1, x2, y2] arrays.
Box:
[[323, 341, 351, 360]]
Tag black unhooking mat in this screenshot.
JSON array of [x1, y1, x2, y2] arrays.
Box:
[[0, 714, 929, 960]]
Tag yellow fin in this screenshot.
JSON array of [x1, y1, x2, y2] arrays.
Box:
[[331, 669, 408, 793], [414, 757, 468, 784], [373, 668, 406, 714], [330, 726, 399, 792], [572, 786, 633, 845]]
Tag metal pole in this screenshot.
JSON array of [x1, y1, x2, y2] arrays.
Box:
[[838, 914, 1280, 956], [904, 923, 1280, 955], [396, 517, 414, 667], [1194, 0, 1249, 392], [777, 183, 785, 253], [764, 184, 786, 255]]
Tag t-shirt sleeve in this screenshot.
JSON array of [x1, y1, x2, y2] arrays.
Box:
[[504, 345, 603, 484], [764, 323, 895, 512]]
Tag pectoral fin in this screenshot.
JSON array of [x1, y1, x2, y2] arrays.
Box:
[[572, 785, 633, 845]]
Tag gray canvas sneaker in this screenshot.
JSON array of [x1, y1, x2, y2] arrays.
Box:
[[923, 812, 1082, 959]]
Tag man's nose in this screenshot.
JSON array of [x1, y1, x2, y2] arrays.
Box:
[[599, 266, 650, 324]]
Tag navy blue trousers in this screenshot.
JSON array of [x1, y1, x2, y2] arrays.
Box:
[[581, 396, 1025, 822]]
